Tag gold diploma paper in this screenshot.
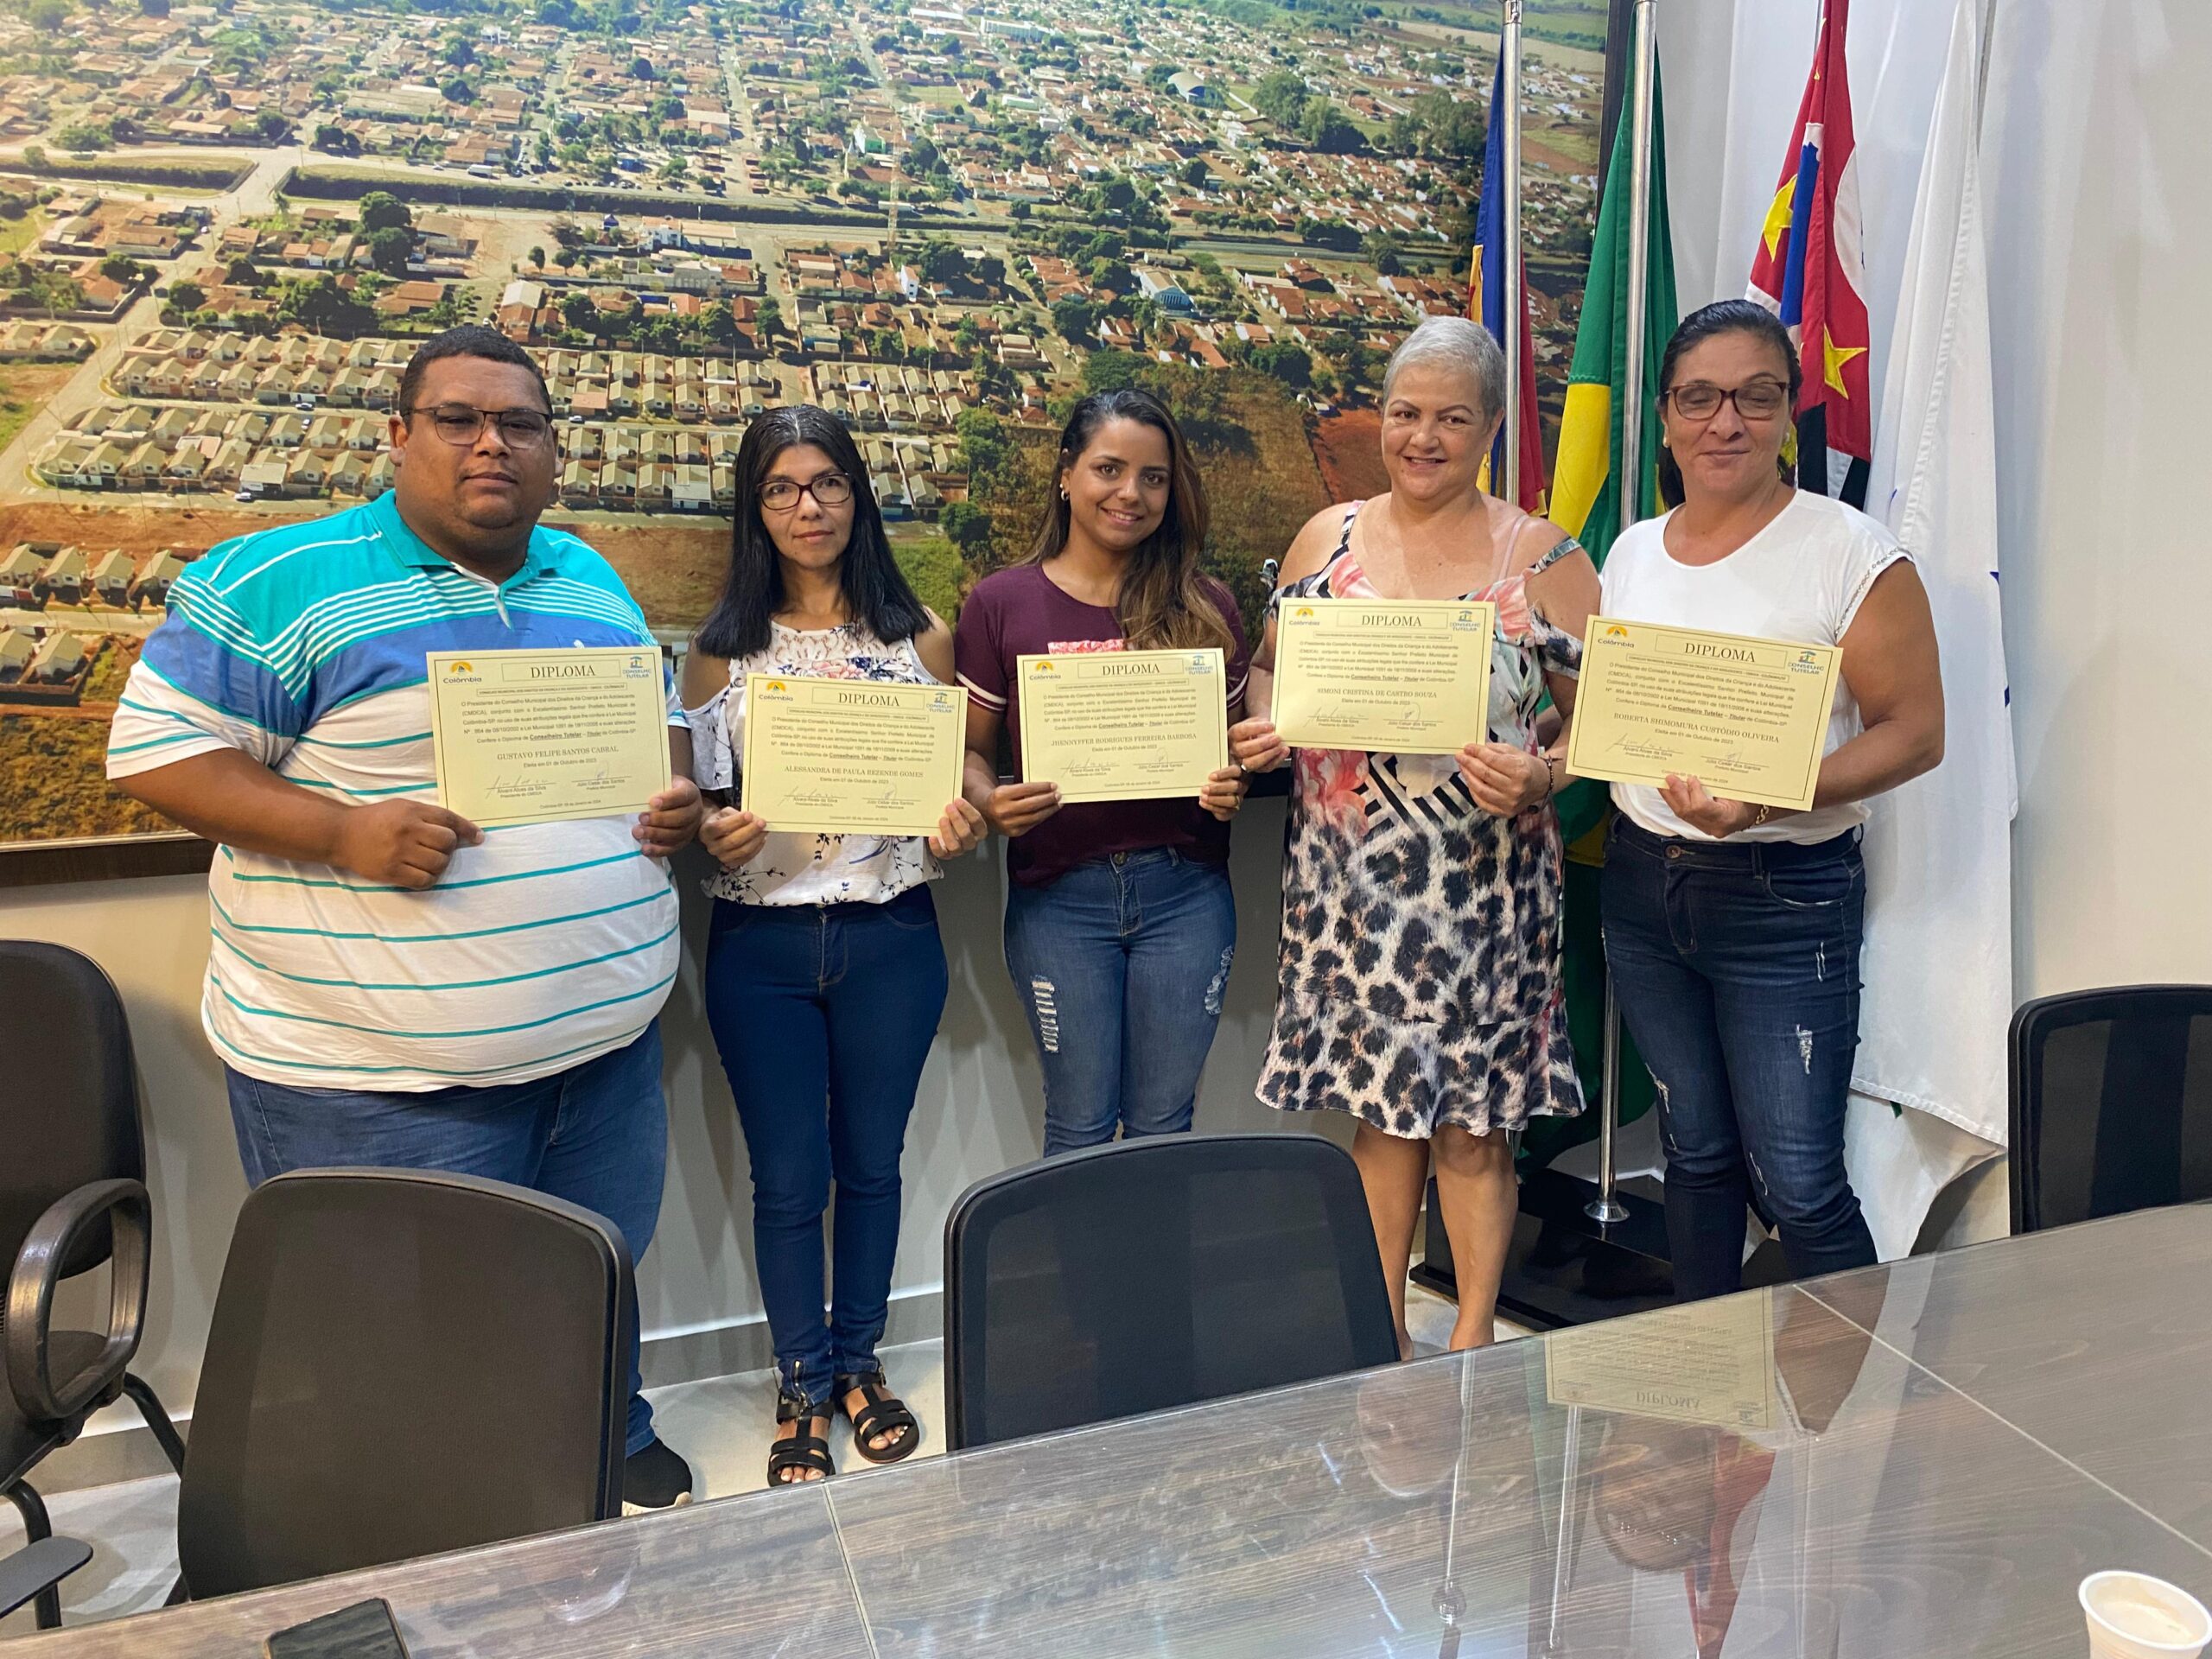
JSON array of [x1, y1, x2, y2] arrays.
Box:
[[428, 646, 671, 828], [1270, 598, 1496, 755], [1566, 618, 1842, 811], [1016, 648, 1228, 804], [740, 675, 967, 837], [1544, 1292, 1779, 1431]]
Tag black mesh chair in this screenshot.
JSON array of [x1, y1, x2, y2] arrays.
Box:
[[944, 1134, 1398, 1451], [2, 941, 186, 1630], [2010, 986, 2212, 1234], [175, 1168, 633, 1600]]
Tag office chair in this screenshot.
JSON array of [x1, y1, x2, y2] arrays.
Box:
[[944, 1133, 1398, 1450], [2010, 985, 2212, 1233], [175, 1168, 632, 1600], [2, 942, 185, 1630]]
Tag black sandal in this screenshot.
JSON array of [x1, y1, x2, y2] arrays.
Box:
[[767, 1390, 835, 1486], [836, 1370, 920, 1464]]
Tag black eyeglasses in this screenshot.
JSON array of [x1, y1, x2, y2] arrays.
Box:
[[1663, 379, 1790, 422], [404, 404, 554, 448], [759, 473, 854, 512]]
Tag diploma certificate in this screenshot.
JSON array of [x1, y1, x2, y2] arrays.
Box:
[[428, 646, 671, 828], [739, 675, 967, 836], [1016, 647, 1228, 804], [1544, 1291, 1779, 1431], [1565, 618, 1842, 811], [1270, 598, 1496, 755]]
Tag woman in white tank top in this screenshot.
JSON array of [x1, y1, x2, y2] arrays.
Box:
[[1572, 302, 1944, 1303]]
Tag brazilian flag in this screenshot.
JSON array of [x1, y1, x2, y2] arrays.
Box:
[[1550, 59, 1679, 561], [1522, 57, 1680, 1171]]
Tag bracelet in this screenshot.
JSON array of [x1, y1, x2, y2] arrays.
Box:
[[1538, 751, 1562, 802], [1750, 804, 1773, 829]]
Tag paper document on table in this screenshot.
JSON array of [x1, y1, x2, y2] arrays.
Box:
[[1270, 597, 1495, 756], [1566, 617, 1841, 811], [428, 646, 671, 829], [1544, 1292, 1779, 1430], [1016, 648, 1228, 804], [740, 674, 967, 837]]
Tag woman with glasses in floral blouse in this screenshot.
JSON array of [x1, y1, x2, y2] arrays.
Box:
[[682, 406, 985, 1485]]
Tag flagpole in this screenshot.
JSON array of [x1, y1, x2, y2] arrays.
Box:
[[1618, 0, 1656, 524], [1586, 0, 1656, 1230], [1500, 0, 1523, 503]]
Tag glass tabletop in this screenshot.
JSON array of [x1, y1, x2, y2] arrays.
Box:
[[22, 1206, 2212, 1658], [1799, 1203, 2212, 1544], [13, 1482, 869, 1659]]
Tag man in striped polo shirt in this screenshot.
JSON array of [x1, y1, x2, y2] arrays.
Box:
[[108, 326, 703, 1510]]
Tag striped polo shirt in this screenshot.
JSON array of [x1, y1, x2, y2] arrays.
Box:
[[107, 492, 681, 1092]]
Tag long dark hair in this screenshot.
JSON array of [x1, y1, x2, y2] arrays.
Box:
[[693, 404, 928, 660], [1025, 387, 1233, 656], [1655, 299, 1802, 509]]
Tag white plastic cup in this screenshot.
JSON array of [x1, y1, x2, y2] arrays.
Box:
[[2081, 1572, 2212, 1659]]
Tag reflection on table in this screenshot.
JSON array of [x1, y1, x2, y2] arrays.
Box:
[[20, 1205, 2212, 1658]]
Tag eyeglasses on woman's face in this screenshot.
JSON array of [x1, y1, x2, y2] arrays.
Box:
[[405, 404, 555, 448], [758, 472, 855, 512], [1662, 378, 1790, 423]]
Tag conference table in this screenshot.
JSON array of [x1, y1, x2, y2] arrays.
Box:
[[20, 1204, 2212, 1658]]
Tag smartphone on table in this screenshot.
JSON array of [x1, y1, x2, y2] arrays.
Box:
[[264, 1599, 411, 1659]]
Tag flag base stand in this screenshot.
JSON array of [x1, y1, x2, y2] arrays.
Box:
[[1411, 1170, 1672, 1329], [1410, 1172, 1797, 1330]]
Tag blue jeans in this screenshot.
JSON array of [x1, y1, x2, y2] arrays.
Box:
[[1004, 849, 1236, 1158], [1599, 820, 1878, 1301], [702, 886, 948, 1411], [223, 1023, 668, 1455]]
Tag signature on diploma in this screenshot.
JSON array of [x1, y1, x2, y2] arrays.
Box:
[[1606, 733, 1674, 762]]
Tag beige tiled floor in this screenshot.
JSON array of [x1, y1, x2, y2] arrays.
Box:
[[0, 1283, 1515, 1637]]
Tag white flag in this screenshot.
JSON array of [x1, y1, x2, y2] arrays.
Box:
[[1846, 0, 2013, 1257]]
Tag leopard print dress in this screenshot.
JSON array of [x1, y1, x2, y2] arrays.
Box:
[[1258, 505, 1587, 1140]]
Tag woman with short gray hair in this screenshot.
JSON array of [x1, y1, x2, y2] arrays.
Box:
[[1235, 315, 1598, 1357]]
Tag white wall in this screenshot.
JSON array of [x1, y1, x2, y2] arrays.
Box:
[[1981, 0, 2212, 995], [0, 798, 1313, 1436]]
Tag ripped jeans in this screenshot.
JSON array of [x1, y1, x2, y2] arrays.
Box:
[[1004, 849, 1236, 1158], [1600, 817, 1877, 1301]]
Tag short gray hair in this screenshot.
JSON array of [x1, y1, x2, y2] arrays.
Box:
[[1381, 315, 1506, 423]]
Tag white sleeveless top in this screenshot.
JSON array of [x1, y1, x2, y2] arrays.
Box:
[[1598, 491, 1912, 845], [683, 621, 942, 906]]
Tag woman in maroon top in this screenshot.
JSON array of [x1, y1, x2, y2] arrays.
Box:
[[956, 388, 1259, 1154]]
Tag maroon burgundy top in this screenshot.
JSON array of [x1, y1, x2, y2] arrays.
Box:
[[953, 563, 1250, 888]]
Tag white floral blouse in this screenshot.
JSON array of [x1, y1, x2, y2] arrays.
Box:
[[683, 621, 942, 906]]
